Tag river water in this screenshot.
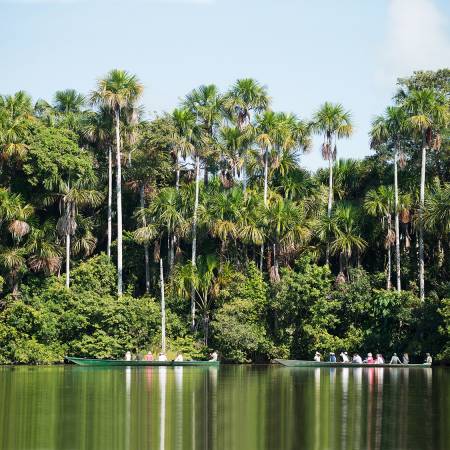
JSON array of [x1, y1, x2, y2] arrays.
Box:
[[0, 365, 448, 450]]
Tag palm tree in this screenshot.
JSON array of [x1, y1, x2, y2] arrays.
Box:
[[266, 194, 310, 282], [402, 89, 449, 301], [364, 186, 395, 289], [146, 187, 184, 271], [27, 220, 62, 276], [171, 109, 196, 190], [330, 203, 367, 280], [0, 92, 32, 166], [313, 103, 353, 264], [0, 188, 34, 295], [54, 89, 85, 113], [424, 180, 450, 267], [223, 78, 270, 129], [52, 181, 102, 288], [183, 84, 223, 185], [91, 69, 144, 296], [83, 107, 114, 259], [370, 106, 409, 291]]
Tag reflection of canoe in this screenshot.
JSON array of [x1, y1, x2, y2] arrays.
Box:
[[66, 357, 220, 367], [274, 359, 432, 368]]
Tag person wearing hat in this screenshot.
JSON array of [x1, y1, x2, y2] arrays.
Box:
[[389, 353, 402, 364], [314, 352, 321, 362], [329, 352, 336, 363], [340, 351, 350, 363], [364, 353, 374, 364]]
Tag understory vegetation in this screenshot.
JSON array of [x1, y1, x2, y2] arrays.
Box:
[[0, 69, 448, 363]]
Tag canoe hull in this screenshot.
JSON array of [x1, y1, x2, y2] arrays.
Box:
[[274, 359, 431, 368], [66, 357, 219, 367]]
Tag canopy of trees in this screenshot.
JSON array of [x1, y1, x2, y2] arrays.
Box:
[[0, 69, 449, 363]]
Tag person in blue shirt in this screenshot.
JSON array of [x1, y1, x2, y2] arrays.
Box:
[[329, 352, 336, 362]]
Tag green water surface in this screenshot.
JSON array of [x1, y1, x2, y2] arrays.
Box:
[[0, 365, 448, 450]]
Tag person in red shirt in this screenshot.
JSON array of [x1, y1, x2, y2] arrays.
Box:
[[144, 351, 154, 361], [364, 353, 374, 363]]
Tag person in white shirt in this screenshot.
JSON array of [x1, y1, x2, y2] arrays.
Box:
[[424, 353, 432, 365], [174, 352, 183, 362], [124, 351, 132, 361], [209, 351, 218, 361], [158, 353, 168, 361], [340, 351, 350, 362], [375, 354, 385, 364], [313, 352, 321, 362], [352, 354, 363, 364]]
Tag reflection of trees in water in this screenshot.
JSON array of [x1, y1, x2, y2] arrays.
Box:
[[1, 366, 449, 450]]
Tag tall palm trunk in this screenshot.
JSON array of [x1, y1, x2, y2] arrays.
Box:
[[65, 232, 70, 289], [115, 109, 123, 296], [175, 150, 180, 191], [260, 146, 269, 271], [386, 213, 392, 290], [191, 154, 200, 329], [394, 148, 401, 291], [419, 135, 426, 301], [140, 185, 150, 294], [107, 146, 112, 259], [326, 138, 333, 265], [160, 257, 166, 353]]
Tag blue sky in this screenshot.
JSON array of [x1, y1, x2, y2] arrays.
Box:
[[1, 0, 449, 170]]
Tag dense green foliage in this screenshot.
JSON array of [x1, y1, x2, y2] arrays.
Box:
[[0, 69, 449, 363]]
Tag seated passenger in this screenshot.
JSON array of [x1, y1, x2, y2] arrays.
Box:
[[389, 353, 402, 364], [329, 352, 336, 363], [352, 354, 363, 364], [314, 352, 321, 362], [125, 351, 132, 361], [424, 353, 432, 365], [363, 353, 374, 363], [174, 352, 183, 362], [340, 351, 350, 363], [402, 353, 409, 364], [144, 351, 154, 361], [209, 351, 218, 361], [158, 353, 168, 361], [375, 354, 385, 364]]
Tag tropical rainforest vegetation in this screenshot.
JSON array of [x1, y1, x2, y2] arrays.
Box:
[[0, 69, 448, 364]]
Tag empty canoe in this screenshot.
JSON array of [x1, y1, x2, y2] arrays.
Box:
[[274, 359, 432, 368], [66, 357, 219, 367]]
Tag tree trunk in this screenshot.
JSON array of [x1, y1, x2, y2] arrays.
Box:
[[139, 185, 150, 294], [386, 213, 392, 290], [419, 137, 426, 301], [260, 146, 269, 273], [386, 239, 392, 290], [160, 258, 166, 354], [394, 148, 401, 292], [65, 232, 70, 289], [273, 242, 279, 281], [191, 154, 200, 329], [175, 150, 180, 191], [107, 146, 112, 259], [115, 109, 123, 297], [169, 234, 175, 271], [203, 314, 209, 346], [326, 148, 333, 265]]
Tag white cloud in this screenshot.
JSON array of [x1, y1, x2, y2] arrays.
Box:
[[377, 0, 450, 87]]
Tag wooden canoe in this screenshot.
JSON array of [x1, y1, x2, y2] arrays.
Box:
[[274, 359, 432, 368], [66, 357, 220, 367]]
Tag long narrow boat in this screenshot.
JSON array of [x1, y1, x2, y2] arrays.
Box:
[[66, 357, 219, 367], [274, 359, 432, 368]]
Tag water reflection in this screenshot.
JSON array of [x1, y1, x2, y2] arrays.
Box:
[[0, 365, 448, 450]]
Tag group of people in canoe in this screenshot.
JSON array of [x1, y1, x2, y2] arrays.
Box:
[[314, 351, 433, 365], [123, 350, 219, 362]]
